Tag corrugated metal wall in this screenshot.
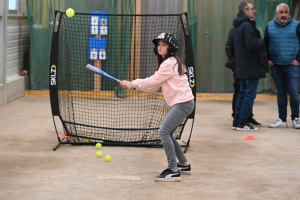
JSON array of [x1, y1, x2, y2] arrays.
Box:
[[139, 0, 187, 81], [6, 0, 29, 79], [0, 0, 29, 106], [141, 0, 185, 14]]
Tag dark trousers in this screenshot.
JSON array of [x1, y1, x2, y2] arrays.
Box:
[[232, 73, 254, 119], [271, 64, 300, 120], [234, 78, 259, 124]]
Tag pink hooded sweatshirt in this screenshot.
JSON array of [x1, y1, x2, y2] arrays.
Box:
[[132, 57, 194, 107]]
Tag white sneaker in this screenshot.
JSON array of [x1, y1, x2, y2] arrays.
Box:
[[269, 119, 288, 128], [292, 118, 300, 129]]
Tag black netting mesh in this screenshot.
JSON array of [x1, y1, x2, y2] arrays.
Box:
[[50, 11, 193, 146]]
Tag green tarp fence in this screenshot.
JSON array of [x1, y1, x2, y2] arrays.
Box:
[[27, 0, 293, 93], [26, 0, 135, 90], [187, 0, 292, 93]]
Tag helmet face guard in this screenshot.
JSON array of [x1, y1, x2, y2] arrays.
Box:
[[152, 33, 179, 56]]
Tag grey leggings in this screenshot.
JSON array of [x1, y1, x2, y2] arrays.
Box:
[[159, 100, 195, 170]]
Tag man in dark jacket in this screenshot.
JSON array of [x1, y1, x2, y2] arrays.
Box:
[[225, 28, 262, 128], [232, 1, 266, 131]]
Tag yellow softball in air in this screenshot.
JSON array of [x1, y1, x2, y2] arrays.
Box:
[[66, 8, 75, 17]]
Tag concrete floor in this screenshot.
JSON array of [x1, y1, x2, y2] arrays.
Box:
[[1, 96, 300, 200]]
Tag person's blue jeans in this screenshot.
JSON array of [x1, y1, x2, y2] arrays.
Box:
[[271, 64, 300, 121], [234, 78, 259, 125], [159, 100, 194, 171], [232, 72, 254, 119]]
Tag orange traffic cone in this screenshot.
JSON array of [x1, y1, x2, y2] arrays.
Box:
[[245, 135, 256, 140]]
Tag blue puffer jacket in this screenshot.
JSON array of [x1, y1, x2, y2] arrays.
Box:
[[233, 12, 266, 79], [267, 19, 300, 65]]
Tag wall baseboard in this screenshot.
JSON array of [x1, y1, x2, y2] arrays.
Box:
[[24, 90, 277, 101]]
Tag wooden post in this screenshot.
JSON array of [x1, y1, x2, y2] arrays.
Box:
[[129, 0, 141, 81], [91, 12, 108, 92], [41, 0, 48, 29], [183, 0, 187, 13], [94, 58, 101, 91]]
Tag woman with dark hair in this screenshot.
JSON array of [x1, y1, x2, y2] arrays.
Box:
[[120, 33, 194, 182]]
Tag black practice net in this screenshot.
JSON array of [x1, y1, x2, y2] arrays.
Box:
[[49, 11, 196, 150]]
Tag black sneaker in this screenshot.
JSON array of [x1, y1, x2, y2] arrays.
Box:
[[248, 118, 262, 127], [232, 121, 238, 130], [177, 163, 191, 175], [154, 168, 181, 182], [236, 123, 258, 131]]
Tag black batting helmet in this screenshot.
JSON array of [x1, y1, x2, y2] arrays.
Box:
[[152, 33, 179, 56]]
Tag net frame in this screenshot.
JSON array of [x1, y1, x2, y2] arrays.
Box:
[[49, 11, 196, 151]]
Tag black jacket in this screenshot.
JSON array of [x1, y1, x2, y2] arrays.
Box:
[[225, 28, 234, 70], [233, 12, 267, 79]]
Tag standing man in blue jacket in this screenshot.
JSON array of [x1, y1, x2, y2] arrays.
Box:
[[232, 1, 267, 131], [264, 3, 300, 129]]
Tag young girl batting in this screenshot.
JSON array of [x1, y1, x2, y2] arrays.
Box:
[[120, 33, 195, 182]]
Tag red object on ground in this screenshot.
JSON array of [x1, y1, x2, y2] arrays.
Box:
[[20, 70, 27, 76], [245, 135, 256, 140]]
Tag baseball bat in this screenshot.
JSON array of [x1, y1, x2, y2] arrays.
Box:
[[86, 64, 120, 82]]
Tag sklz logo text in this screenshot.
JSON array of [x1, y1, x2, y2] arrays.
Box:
[[50, 65, 57, 85], [188, 66, 195, 88]]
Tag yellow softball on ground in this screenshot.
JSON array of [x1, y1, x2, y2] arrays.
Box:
[[95, 143, 102, 149], [66, 8, 75, 17], [104, 155, 111, 162], [96, 151, 102, 158]]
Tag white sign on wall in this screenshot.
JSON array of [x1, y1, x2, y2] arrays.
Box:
[[91, 26, 99, 35], [90, 49, 98, 60], [99, 49, 106, 60]]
